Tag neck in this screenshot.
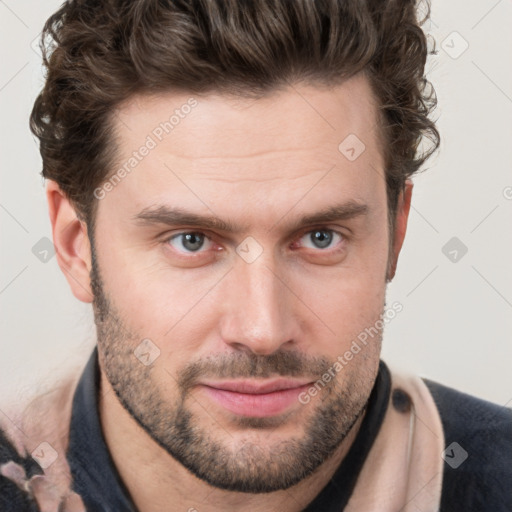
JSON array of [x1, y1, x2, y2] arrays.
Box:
[[98, 371, 365, 512]]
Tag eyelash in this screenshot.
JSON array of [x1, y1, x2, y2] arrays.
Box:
[[163, 228, 346, 256]]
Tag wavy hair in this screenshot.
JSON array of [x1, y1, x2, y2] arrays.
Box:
[[30, 0, 439, 233]]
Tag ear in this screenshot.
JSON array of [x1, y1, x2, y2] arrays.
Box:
[[46, 180, 94, 303], [386, 179, 413, 282]]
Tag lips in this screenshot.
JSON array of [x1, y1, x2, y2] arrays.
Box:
[[200, 378, 312, 394], [197, 378, 313, 417]]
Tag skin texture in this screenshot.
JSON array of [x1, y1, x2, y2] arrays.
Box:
[[47, 73, 413, 512]]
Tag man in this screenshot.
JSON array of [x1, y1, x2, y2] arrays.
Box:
[[0, 0, 510, 510]]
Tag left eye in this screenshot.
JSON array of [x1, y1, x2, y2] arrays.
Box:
[[298, 229, 342, 250], [168, 232, 212, 253]]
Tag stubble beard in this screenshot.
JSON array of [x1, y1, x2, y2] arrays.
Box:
[[89, 243, 382, 493]]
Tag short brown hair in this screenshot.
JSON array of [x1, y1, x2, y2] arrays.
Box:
[[30, 0, 439, 233]]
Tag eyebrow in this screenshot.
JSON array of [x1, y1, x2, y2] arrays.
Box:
[[132, 201, 369, 234]]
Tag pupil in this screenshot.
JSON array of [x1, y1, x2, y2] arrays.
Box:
[[183, 233, 204, 251], [312, 230, 332, 248]]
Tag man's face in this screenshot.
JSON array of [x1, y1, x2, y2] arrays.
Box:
[[90, 74, 393, 492]]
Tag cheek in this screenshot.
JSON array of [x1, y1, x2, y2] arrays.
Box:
[[291, 245, 388, 357], [299, 273, 386, 337], [99, 247, 224, 346]]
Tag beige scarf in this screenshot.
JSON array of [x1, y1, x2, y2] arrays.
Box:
[[346, 368, 445, 511], [1, 365, 445, 511]]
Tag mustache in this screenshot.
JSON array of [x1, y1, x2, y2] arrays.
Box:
[[177, 350, 332, 391]]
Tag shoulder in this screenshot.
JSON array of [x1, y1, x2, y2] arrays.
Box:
[[0, 376, 79, 511], [424, 379, 512, 512], [0, 428, 41, 511]]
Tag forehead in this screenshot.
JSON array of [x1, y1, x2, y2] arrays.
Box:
[[102, 74, 386, 225], [113, 73, 382, 156]]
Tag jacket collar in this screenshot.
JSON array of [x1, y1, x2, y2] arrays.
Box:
[[67, 346, 137, 511]]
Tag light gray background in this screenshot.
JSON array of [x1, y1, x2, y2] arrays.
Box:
[[1, 1, 511, 408]]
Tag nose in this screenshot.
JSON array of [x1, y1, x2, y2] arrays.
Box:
[[219, 255, 299, 356]]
